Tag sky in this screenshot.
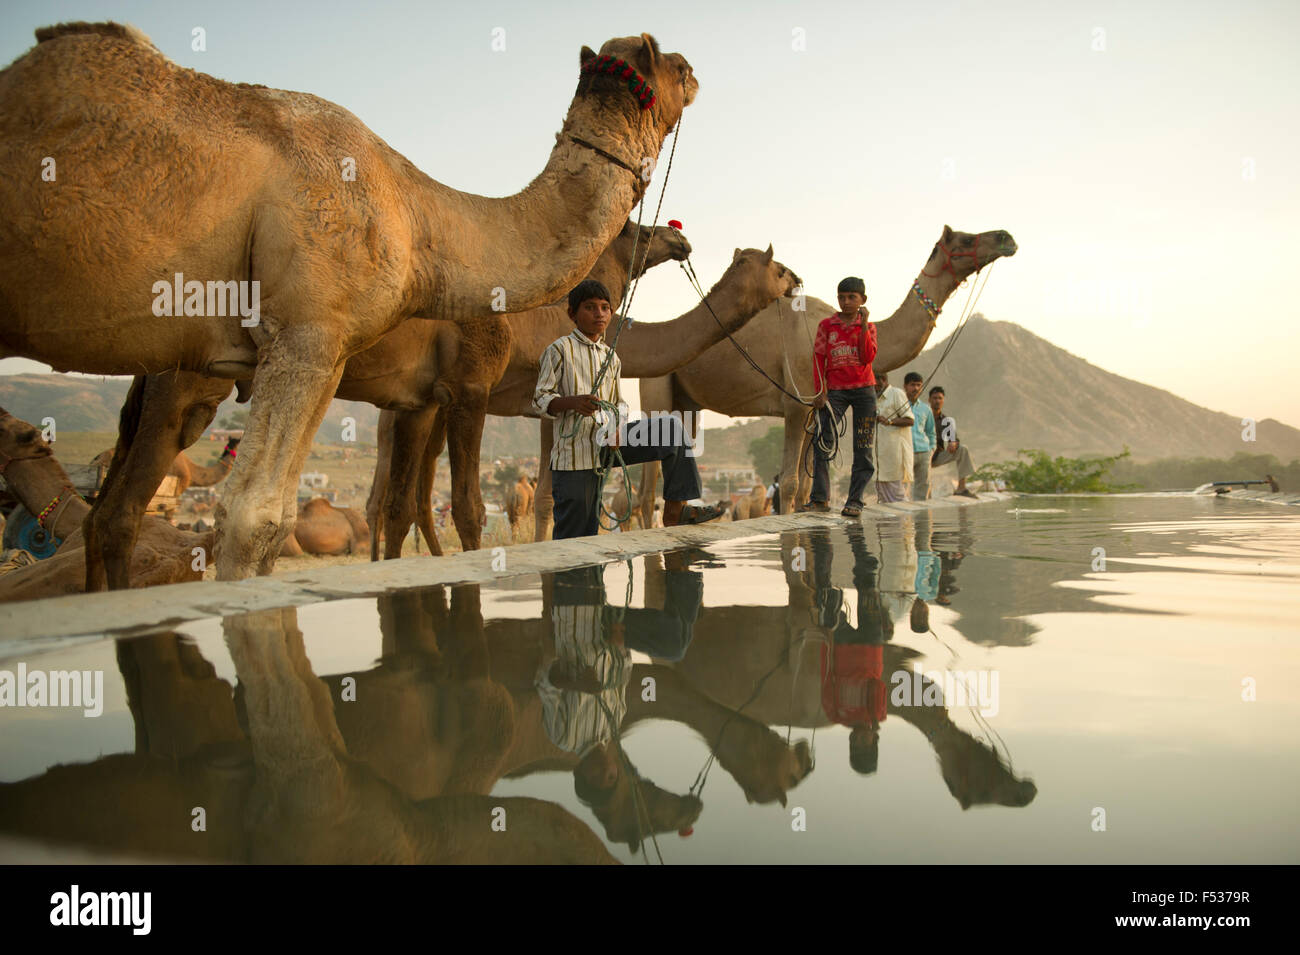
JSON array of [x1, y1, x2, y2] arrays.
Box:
[[1, 0, 1297, 431]]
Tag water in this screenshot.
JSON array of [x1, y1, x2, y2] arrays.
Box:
[[1, 496, 1297, 863]]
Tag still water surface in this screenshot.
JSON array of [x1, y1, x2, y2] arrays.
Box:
[[1, 497, 1297, 863]]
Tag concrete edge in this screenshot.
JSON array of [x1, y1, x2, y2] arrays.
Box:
[[0, 491, 1019, 646]]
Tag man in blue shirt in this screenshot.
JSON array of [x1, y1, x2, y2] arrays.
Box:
[[904, 372, 936, 500]]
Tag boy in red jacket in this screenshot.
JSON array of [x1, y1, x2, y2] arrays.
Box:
[[800, 276, 878, 517]]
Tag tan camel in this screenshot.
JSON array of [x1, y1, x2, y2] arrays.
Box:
[[403, 245, 802, 547], [292, 497, 369, 556], [730, 484, 769, 521], [637, 226, 1017, 522], [366, 220, 693, 557], [504, 474, 535, 538], [73, 219, 683, 587], [0, 23, 696, 580], [0, 410, 210, 601]]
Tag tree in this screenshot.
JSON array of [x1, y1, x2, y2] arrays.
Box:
[[748, 426, 784, 483], [972, 448, 1136, 493]]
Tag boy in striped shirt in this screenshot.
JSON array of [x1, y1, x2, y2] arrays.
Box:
[[533, 279, 726, 539]]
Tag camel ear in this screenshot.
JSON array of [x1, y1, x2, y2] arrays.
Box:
[[635, 33, 659, 75], [580, 45, 597, 66], [733, 247, 742, 262], [942, 224, 953, 244], [763, 244, 774, 264]]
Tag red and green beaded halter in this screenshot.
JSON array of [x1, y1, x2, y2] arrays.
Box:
[[581, 54, 657, 110]]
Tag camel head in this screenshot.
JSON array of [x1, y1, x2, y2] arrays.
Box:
[[719, 246, 802, 314], [925, 226, 1018, 282], [940, 736, 1038, 810], [221, 436, 241, 460], [579, 34, 697, 130], [575, 751, 703, 853], [0, 408, 54, 471], [624, 219, 692, 276]]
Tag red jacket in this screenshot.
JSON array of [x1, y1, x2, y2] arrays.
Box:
[[820, 643, 888, 726], [813, 311, 877, 392]]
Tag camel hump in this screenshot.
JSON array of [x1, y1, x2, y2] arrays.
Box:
[[35, 21, 157, 49]]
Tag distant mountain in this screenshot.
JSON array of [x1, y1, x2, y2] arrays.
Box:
[[0, 374, 131, 433], [894, 316, 1300, 464]]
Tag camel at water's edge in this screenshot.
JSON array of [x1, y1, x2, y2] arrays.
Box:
[[636, 226, 1016, 523], [0, 22, 696, 579]]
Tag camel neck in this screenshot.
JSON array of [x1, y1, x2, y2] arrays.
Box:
[[870, 269, 961, 370], [4, 456, 90, 542], [400, 96, 676, 324]]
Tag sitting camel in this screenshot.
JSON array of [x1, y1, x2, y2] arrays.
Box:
[[378, 244, 802, 554], [0, 409, 211, 602], [730, 484, 769, 521], [291, 498, 370, 556], [637, 226, 1018, 522]]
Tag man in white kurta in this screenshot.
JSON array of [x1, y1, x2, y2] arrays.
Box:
[[873, 372, 914, 503]]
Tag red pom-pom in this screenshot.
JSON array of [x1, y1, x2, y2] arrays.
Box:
[[646, 95, 656, 109], [668, 219, 683, 231], [678, 827, 694, 837], [622, 67, 634, 79]]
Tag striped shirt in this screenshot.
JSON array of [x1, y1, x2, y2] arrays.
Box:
[[535, 603, 631, 757], [533, 328, 626, 471]]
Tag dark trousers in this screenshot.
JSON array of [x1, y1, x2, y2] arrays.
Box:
[[552, 413, 702, 540], [810, 387, 877, 506]]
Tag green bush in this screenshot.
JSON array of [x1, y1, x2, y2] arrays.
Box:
[[972, 448, 1136, 493]]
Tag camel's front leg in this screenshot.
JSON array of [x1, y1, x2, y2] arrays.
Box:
[[215, 340, 343, 580], [533, 419, 555, 542], [381, 406, 438, 559], [416, 408, 448, 557], [367, 410, 396, 561], [783, 397, 810, 513], [447, 387, 490, 551]]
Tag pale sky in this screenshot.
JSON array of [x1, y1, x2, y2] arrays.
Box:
[[2, 0, 1297, 429]]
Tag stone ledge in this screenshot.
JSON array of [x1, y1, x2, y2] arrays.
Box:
[[0, 491, 1018, 647]]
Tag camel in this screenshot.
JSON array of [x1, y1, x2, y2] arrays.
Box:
[[80, 220, 687, 589], [0, 410, 211, 601], [381, 245, 802, 551], [292, 497, 369, 556], [504, 473, 535, 538], [167, 438, 240, 494], [730, 484, 769, 521], [365, 220, 694, 558], [637, 226, 1017, 523], [0, 22, 697, 580]]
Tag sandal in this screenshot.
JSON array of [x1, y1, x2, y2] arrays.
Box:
[[797, 501, 830, 513], [841, 504, 862, 518], [678, 502, 728, 525]]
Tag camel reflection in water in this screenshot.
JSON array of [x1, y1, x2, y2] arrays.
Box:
[[0, 516, 1033, 862]]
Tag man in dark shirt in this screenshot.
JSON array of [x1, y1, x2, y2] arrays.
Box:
[[928, 386, 978, 498]]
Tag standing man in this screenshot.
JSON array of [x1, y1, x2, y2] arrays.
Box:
[[872, 371, 913, 503], [799, 277, 878, 517], [904, 372, 936, 500], [928, 386, 978, 498]]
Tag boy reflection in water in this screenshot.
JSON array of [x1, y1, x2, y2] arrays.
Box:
[[536, 555, 704, 831], [810, 527, 892, 775]]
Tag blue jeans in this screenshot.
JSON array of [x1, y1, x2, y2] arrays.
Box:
[[810, 387, 877, 506]]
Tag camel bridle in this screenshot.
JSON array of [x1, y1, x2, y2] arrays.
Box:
[[921, 235, 982, 278]]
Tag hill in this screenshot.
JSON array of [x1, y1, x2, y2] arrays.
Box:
[[894, 316, 1300, 463]]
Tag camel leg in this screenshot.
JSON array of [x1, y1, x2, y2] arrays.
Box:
[[417, 408, 447, 557], [367, 410, 395, 562], [215, 345, 343, 580], [533, 419, 555, 542], [447, 388, 490, 551], [783, 397, 809, 514], [381, 406, 438, 560]]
